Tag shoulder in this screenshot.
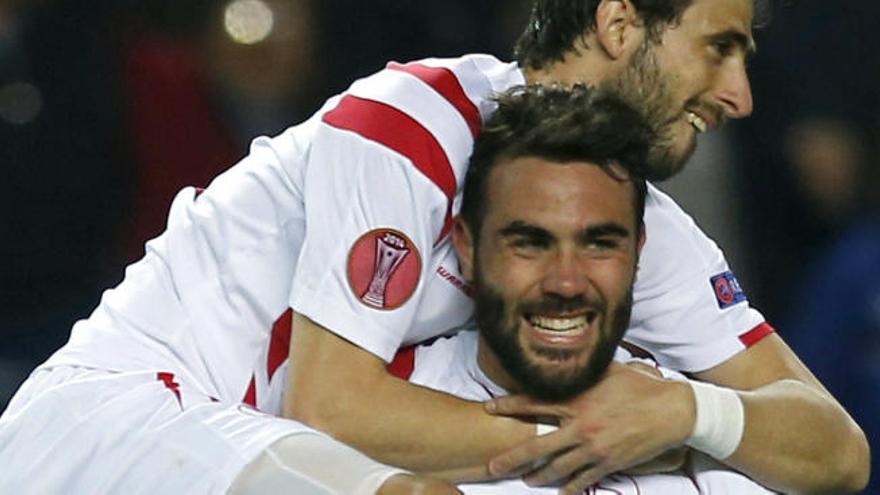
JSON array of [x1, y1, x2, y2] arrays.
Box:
[[638, 184, 727, 288], [318, 54, 522, 176]]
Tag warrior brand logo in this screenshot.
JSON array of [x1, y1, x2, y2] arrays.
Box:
[[348, 229, 421, 310], [710, 271, 747, 309]]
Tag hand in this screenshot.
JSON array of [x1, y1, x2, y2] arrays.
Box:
[[621, 446, 689, 475], [378, 474, 462, 495], [484, 362, 696, 495]]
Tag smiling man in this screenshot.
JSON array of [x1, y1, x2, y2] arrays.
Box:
[[0, 0, 868, 494], [395, 83, 775, 494]]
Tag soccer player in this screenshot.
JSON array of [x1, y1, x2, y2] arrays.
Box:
[[0, 0, 869, 494], [395, 83, 775, 494]]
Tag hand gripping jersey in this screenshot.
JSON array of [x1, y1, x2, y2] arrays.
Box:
[[395, 331, 776, 494], [41, 54, 770, 410]]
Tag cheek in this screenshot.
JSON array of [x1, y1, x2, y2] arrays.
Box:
[[591, 259, 637, 299], [484, 253, 543, 296]]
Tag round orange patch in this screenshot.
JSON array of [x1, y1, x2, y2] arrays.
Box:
[[347, 228, 421, 310]]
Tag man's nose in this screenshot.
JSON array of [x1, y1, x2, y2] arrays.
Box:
[[541, 250, 589, 298], [716, 61, 753, 119]]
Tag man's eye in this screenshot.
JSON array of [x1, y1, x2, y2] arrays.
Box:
[[588, 239, 619, 250], [510, 238, 548, 251], [712, 40, 734, 57]]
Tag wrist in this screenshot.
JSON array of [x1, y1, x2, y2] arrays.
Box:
[[667, 379, 698, 445], [684, 380, 745, 460]]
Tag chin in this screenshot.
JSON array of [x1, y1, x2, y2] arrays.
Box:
[[647, 135, 696, 181]]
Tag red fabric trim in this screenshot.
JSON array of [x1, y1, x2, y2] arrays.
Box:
[[738, 322, 776, 348], [157, 372, 182, 405], [386, 345, 417, 380], [387, 62, 482, 138], [267, 309, 294, 381], [322, 95, 456, 243], [243, 376, 257, 406]]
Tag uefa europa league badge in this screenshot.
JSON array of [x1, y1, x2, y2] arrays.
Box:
[[347, 228, 421, 310]]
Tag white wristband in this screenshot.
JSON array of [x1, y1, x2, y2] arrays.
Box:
[[685, 380, 745, 460], [536, 423, 558, 436]]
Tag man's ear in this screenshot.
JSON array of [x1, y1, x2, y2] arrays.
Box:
[[637, 222, 647, 256], [451, 216, 475, 282], [594, 0, 642, 60]]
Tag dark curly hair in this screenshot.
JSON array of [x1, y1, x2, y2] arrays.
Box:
[[459, 84, 652, 237], [515, 0, 773, 70]]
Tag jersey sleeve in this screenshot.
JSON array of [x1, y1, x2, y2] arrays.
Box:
[[626, 184, 770, 372], [288, 63, 482, 363]]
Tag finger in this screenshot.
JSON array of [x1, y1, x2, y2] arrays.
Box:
[[521, 444, 599, 487], [559, 464, 615, 495], [485, 395, 559, 417], [487, 428, 579, 477]]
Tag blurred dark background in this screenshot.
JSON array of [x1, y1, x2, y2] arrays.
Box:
[[1, 0, 878, 491]]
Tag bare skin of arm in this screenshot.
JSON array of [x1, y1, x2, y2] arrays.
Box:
[[696, 334, 870, 493], [282, 313, 535, 480], [486, 334, 870, 494]]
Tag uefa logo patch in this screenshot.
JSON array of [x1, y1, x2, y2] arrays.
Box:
[[347, 228, 421, 310], [710, 271, 747, 309]]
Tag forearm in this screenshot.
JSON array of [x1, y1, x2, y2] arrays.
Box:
[[284, 315, 534, 477], [688, 334, 870, 493], [287, 370, 530, 477], [720, 379, 869, 493]]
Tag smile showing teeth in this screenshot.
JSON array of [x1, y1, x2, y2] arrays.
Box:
[[687, 112, 707, 133], [528, 314, 590, 336]]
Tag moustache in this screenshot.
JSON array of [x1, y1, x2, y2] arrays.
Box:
[[516, 293, 605, 315]]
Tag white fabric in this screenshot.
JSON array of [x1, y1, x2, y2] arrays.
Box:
[[686, 380, 746, 460], [36, 53, 764, 410], [228, 433, 407, 495], [0, 366, 319, 494], [405, 331, 774, 494]]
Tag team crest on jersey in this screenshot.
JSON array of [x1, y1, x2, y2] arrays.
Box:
[[347, 228, 421, 310], [710, 271, 747, 309]]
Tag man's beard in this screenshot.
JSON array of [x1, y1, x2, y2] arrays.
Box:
[[601, 39, 696, 181], [474, 273, 634, 402]]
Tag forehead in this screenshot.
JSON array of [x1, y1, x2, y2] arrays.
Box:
[[484, 156, 635, 228], [675, 0, 755, 50]]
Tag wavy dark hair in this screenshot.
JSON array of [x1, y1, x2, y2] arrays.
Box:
[[460, 84, 652, 238], [515, 0, 773, 70]]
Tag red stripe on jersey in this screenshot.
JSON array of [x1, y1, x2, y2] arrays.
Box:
[[157, 372, 182, 406], [323, 95, 456, 243], [386, 345, 417, 380], [243, 376, 257, 406], [738, 322, 776, 347], [387, 62, 482, 138], [268, 309, 294, 380]]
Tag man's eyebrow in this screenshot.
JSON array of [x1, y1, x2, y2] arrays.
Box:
[[578, 223, 631, 242], [711, 29, 757, 58], [499, 221, 554, 241]]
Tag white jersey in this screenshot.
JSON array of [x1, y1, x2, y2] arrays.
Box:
[[394, 331, 775, 494], [41, 54, 770, 410]]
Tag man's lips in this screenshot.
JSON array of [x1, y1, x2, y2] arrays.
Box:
[[687, 111, 708, 132], [686, 105, 724, 133], [523, 311, 597, 345]]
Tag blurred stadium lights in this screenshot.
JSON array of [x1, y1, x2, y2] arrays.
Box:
[[223, 0, 274, 45], [0, 82, 42, 125]]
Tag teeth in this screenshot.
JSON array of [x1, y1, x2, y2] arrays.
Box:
[[687, 112, 707, 133], [528, 315, 589, 335]]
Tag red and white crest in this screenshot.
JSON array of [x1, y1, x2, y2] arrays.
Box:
[[347, 228, 421, 310]]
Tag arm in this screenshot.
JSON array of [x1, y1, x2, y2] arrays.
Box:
[[283, 313, 535, 479], [484, 333, 870, 494], [692, 332, 869, 493]]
